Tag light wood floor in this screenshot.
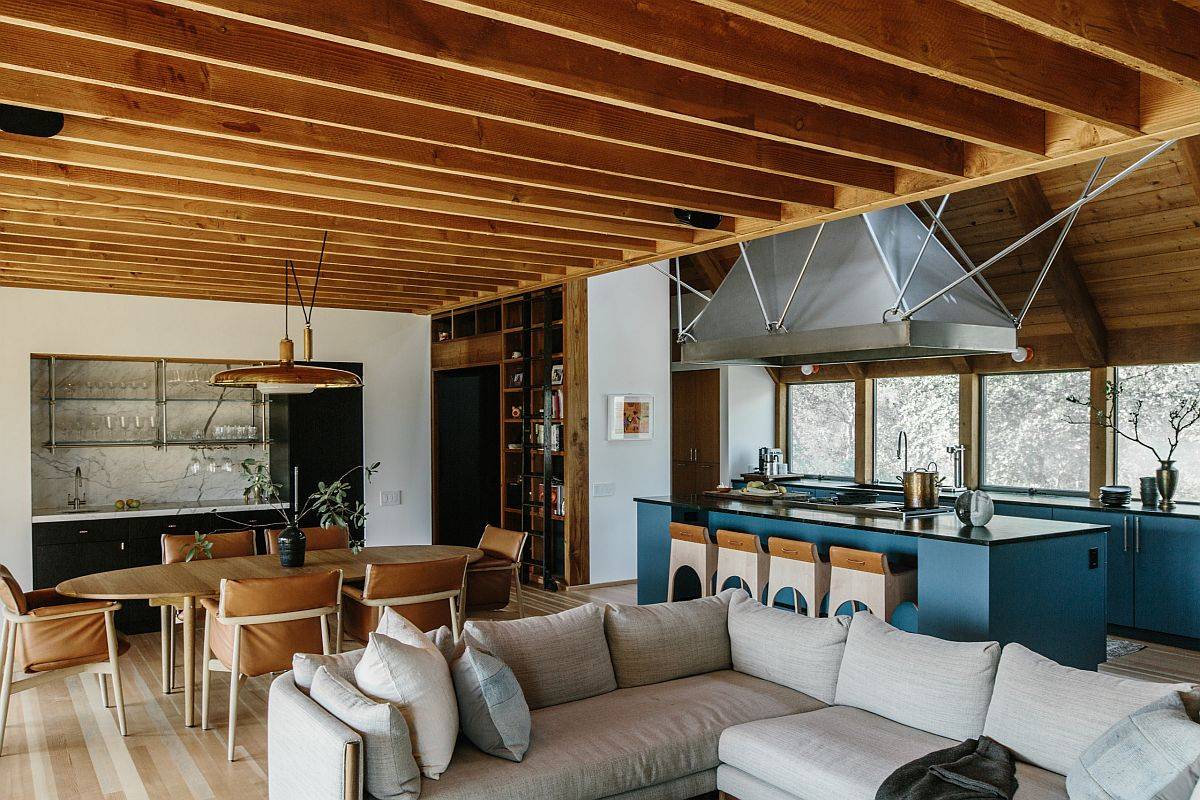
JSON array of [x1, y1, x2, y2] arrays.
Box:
[[1, 581, 1191, 800]]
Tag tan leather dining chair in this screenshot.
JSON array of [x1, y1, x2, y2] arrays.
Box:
[[201, 569, 342, 761], [0, 564, 128, 756], [159, 529, 257, 695], [465, 525, 528, 617], [340, 556, 468, 649], [264, 525, 350, 555]]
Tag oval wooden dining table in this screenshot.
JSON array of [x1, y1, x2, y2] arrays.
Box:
[[56, 544, 483, 727]]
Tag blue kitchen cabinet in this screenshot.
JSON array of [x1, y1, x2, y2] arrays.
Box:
[[1133, 514, 1200, 639], [1055, 508, 1135, 627]]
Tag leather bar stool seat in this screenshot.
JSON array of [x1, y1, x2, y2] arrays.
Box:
[[767, 537, 831, 617], [827, 545, 917, 623], [715, 529, 769, 603], [667, 522, 717, 600]]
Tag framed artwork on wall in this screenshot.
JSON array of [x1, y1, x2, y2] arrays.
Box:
[[607, 394, 653, 440]]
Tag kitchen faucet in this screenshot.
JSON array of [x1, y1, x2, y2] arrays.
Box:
[[68, 466, 87, 510], [896, 431, 909, 474]]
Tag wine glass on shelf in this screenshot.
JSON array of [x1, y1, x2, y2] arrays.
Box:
[[221, 457, 234, 473], [188, 455, 201, 476]]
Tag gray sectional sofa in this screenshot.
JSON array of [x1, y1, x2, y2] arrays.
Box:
[[268, 589, 1190, 800]]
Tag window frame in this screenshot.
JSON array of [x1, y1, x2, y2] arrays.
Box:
[[979, 368, 1091, 497], [871, 374, 961, 486], [785, 380, 856, 481]]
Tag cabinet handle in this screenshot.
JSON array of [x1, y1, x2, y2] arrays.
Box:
[[78, 529, 89, 535], [1135, 517, 1141, 553], [1122, 516, 1128, 552], [119, 541, 125, 551]]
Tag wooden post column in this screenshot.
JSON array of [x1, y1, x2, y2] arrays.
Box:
[[563, 278, 590, 586], [959, 372, 981, 489], [1089, 367, 1116, 500], [854, 379, 875, 485]]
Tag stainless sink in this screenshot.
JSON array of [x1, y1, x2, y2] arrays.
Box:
[[790, 500, 955, 520]]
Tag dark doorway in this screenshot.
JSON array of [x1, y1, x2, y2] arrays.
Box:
[[434, 366, 501, 547]]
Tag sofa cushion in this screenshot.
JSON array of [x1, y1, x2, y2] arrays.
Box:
[[834, 611, 1000, 740], [451, 646, 531, 762], [421, 670, 821, 800], [716, 761, 1066, 800], [309, 666, 421, 800], [293, 648, 365, 692], [604, 590, 733, 688], [465, 603, 616, 710], [983, 642, 1193, 776], [1067, 689, 1200, 800], [727, 591, 850, 704]]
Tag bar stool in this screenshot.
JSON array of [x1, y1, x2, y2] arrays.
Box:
[[827, 546, 917, 623], [715, 529, 769, 602], [666, 522, 717, 600], [767, 537, 830, 617]]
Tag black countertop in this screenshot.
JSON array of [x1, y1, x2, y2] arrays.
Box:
[[636, 494, 1107, 546], [737, 474, 1200, 521]]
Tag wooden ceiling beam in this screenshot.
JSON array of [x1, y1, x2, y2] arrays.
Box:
[[1003, 175, 1108, 365], [0, 238, 537, 291], [45, 114, 790, 223], [692, 0, 1140, 132], [0, 137, 716, 240], [0, 155, 684, 251], [0, 14, 904, 192], [0, 193, 631, 261], [0, 226, 556, 283], [281, 0, 1057, 152], [955, 0, 1200, 93], [0, 210, 587, 272], [0, 270, 428, 312]]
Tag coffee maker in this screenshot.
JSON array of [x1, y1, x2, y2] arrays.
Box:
[[757, 447, 787, 476]]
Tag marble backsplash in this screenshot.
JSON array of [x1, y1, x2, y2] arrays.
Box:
[[30, 358, 271, 511]]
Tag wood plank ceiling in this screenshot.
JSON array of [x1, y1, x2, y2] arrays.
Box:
[[0, 0, 1199, 314]]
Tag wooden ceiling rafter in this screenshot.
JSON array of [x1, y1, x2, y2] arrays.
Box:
[[0, 0, 1196, 312]]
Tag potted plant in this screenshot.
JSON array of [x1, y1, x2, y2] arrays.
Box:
[[199, 459, 380, 566], [1066, 381, 1200, 509]]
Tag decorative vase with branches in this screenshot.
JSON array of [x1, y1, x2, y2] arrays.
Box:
[[1066, 380, 1200, 508], [190, 459, 380, 565]]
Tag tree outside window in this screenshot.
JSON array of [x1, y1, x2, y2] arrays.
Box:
[[788, 382, 854, 478], [874, 375, 959, 483], [1114, 363, 1200, 500], [983, 371, 1089, 492]]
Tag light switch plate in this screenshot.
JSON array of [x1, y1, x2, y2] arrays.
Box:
[[592, 482, 616, 498], [380, 490, 402, 506]]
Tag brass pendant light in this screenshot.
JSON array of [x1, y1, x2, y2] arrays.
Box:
[[210, 233, 363, 394]]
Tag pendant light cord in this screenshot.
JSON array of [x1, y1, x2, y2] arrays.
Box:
[[286, 231, 327, 327]]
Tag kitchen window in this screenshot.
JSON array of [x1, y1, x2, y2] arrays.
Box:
[[874, 375, 960, 484], [1115, 363, 1200, 501], [982, 370, 1090, 493], [787, 382, 855, 479]]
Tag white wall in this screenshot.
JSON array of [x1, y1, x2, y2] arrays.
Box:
[[587, 265, 671, 584], [0, 287, 431, 586], [726, 366, 778, 477]]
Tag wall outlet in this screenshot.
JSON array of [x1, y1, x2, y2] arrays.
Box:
[[380, 490, 402, 507], [592, 482, 616, 498]]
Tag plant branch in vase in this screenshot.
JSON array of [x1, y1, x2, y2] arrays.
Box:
[[1066, 381, 1200, 509], [205, 459, 380, 565]]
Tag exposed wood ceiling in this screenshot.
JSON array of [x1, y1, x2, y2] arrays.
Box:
[[0, 0, 1199, 313]]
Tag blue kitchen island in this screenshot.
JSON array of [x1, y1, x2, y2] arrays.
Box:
[[636, 495, 1110, 669]]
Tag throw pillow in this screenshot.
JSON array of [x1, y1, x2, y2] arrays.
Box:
[[292, 649, 365, 692], [354, 631, 459, 780], [451, 646, 531, 761], [1067, 690, 1200, 800], [376, 609, 464, 663], [309, 666, 421, 800], [464, 603, 616, 709], [604, 590, 733, 688]]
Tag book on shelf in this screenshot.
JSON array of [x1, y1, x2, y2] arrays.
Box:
[[532, 479, 567, 516], [531, 421, 563, 450]]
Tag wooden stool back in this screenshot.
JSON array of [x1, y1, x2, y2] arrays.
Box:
[[715, 529, 769, 603], [767, 537, 830, 617], [827, 545, 917, 623], [666, 522, 717, 600]]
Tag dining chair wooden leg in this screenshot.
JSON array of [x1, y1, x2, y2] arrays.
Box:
[[200, 614, 212, 731], [0, 620, 15, 757], [513, 565, 524, 618], [319, 615, 330, 656], [333, 611, 343, 655], [159, 606, 171, 695], [98, 673, 109, 708], [182, 597, 195, 728], [104, 610, 127, 736], [227, 625, 242, 762], [449, 598, 460, 643]]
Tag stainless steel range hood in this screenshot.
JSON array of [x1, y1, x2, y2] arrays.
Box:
[[680, 204, 1018, 366]]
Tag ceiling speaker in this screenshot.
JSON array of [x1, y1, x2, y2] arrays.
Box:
[[0, 105, 65, 138], [673, 208, 724, 229]]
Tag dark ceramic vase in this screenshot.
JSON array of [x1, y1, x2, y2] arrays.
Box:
[[277, 524, 307, 568]]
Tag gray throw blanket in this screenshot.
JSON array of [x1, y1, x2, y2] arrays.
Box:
[[876, 736, 1018, 800]]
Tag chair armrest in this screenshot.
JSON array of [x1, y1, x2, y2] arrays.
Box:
[[269, 673, 363, 800], [23, 600, 119, 622]]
